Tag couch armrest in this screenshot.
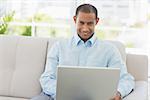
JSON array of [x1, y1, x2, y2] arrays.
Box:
[[126, 54, 148, 81], [123, 81, 148, 100]]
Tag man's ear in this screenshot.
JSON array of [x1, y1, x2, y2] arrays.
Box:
[[96, 18, 99, 25], [73, 16, 77, 23]]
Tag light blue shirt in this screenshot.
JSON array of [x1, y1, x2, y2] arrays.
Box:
[[40, 33, 135, 99]]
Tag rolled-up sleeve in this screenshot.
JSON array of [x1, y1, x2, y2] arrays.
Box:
[[40, 42, 59, 98], [107, 45, 135, 98]]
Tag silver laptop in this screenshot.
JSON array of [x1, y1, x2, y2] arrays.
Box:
[[56, 66, 120, 100]]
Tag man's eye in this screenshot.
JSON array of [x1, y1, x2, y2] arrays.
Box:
[[88, 22, 94, 25], [80, 22, 84, 25]]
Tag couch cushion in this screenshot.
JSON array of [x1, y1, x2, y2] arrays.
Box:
[[0, 36, 48, 98], [123, 81, 148, 100], [0, 96, 29, 100], [126, 54, 148, 81]]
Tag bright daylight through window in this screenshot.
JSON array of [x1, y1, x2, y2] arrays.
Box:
[[0, 0, 149, 75]]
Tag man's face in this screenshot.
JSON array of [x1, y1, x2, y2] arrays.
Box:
[[73, 12, 99, 41]]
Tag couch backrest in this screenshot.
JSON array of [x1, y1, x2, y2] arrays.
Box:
[[107, 40, 148, 81], [0, 35, 48, 98], [126, 54, 148, 81]]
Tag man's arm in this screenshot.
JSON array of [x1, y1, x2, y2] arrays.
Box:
[[108, 45, 135, 98], [40, 42, 59, 99]]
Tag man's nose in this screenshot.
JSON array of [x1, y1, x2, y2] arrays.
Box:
[[82, 24, 89, 32]]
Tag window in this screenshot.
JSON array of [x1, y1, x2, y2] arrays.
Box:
[[0, 0, 149, 75]]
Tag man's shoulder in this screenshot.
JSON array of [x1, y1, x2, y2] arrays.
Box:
[[52, 37, 70, 48], [98, 39, 116, 48]]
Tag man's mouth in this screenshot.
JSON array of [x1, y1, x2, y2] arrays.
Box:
[[83, 32, 88, 35]]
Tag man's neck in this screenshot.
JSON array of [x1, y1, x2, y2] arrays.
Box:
[[78, 33, 94, 43]]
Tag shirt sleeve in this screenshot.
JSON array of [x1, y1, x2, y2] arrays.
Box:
[[39, 42, 59, 99], [107, 45, 135, 98]]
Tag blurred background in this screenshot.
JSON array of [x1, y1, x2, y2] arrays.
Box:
[[0, 0, 149, 80]]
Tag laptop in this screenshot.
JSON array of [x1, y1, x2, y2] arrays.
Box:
[[56, 66, 120, 100]]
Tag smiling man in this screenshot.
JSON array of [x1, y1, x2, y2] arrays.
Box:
[[31, 4, 135, 100], [73, 8, 99, 42]]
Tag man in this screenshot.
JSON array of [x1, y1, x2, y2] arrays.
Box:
[[31, 4, 135, 100]]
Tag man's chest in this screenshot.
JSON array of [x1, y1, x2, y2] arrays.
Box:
[[59, 47, 108, 67]]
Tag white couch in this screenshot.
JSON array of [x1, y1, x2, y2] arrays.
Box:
[[0, 35, 148, 100]]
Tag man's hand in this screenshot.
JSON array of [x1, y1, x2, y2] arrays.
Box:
[[110, 91, 122, 100]]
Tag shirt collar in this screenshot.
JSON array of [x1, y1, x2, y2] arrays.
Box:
[[73, 33, 96, 46]]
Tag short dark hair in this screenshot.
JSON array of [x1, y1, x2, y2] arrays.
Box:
[[75, 4, 98, 19]]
